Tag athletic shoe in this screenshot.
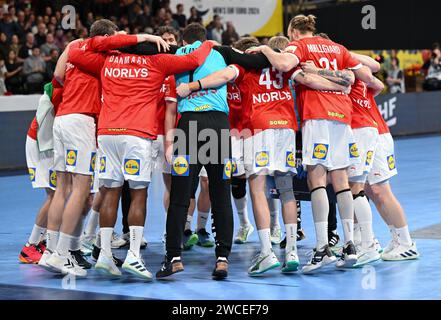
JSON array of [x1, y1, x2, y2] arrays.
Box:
[[297, 229, 306, 242], [248, 250, 281, 276], [212, 257, 228, 280], [141, 236, 148, 249], [270, 226, 282, 245], [19, 243, 43, 264], [336, 241, 358, 268], [280, 237, 286, 249], [69, 250, 92, 269], [156, 256, 184, 279], [374, 237, 383, 254], [38, 249, 61, 273], [353, 244, 381, 268], [37, 241, 46, 253], [328, 230, 340, 248], [383, 238, 399, 255], [80, 234, 95, 256], [95, 250, 122, 277], [47, 251, 87, 277], [122, 250, 153, 281], [234, 224, 254, 244], [111, 232, 129, 249], [381, 242, 419, 261], [183, 229, 198, 250], [91, 245, 123, 267], [162, 233, 167, 244], [302, 245, 336, 274], [196, 229, 215, 247], [282, 250, 300, 273]]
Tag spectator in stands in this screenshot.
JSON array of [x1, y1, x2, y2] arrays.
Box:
[[0, 13, 20, 39], [222, 22, 239, 46], [136, 4, 154, 31], [0, 59, 7, 95], [9, 34, 21, 56], [386, 57, 405, 94], [154, 8, 167, 28], [207, 15, 223, 44], [84, 12, 95, 30], [423, 43, 441, 91], [173, 3, 187, 29], [0, 32, 9, 61], [18, 32, 35, 61], [40, 33, 58, 61], [165, 11, 179, 30], [34, 22, 47, 47], [54, 28, 67, 50], [23, 46, 45, 94], [187, 6, 202, 25], [4, 50, 23, 94], [45, 48, 58, 80], [15, 10, 26, 39]]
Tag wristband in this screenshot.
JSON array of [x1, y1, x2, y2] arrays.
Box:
[[197, 80, 202, 90]]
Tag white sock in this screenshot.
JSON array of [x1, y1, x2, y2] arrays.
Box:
[[28, 224, 46, 245], [56, 232, 75, 256], [234, 196, 250, 227], [396, 226, 412, 246], [336, 190, 354, 244], [70, 236, 81, 251], [184, 215, 193, 231], [268, 198, 280, 229], [354, 196, 374, 249], [129, 226, 144, 258], [257, 228, 272, 255], [311, 188, 329, 249], [197, 210, 209, 231], [100, 227, 113, 256], [388, 225, 397, 242], [285, 224, 298, 253], [46, 230, 59, 251], [84, 209, 99, 237], [353, 223, 361, 245], [96, 231, 101, 248]]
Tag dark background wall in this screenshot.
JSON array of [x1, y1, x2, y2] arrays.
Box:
[[295, 0, 441, 50]]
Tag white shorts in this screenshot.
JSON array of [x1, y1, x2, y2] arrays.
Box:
[[90, 149, 100, 194], [231, 135, 245, 177], [97, 135, 153, 189], [244, 129, 297, 178], [25, 136, 56, 190], [367, 133, 398, 185], [199, 166, 207, 178], [152, 135, 170, 174], [53, 114, 97, 176], [302, 119, 360, 171], [348, 127, 379, 183]]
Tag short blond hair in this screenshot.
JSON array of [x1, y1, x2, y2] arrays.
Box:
[[268, 36, 290, 50]]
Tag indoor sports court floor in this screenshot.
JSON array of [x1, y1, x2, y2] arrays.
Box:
[[1, 134, 440, 300]]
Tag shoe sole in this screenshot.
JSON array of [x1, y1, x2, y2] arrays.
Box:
[[353, 255, 381, 268], [95, 263, 121, 278], [212, 271, 228, 280], [122, 264, 153, 281], [303, 256, 336, 274], [197, 241, 215, 248], [381, 254, 420, 261], [19, 254, 39, 264], [235, 227, 255, 245], [249, 262, 281, 277], [282, 260, 300, 273], [271, 239, 282, 245], [39, 262, 62, 273], [156, 268, 184, 280]]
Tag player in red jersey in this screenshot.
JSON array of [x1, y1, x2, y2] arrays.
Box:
[[68, 33, 214, 280]]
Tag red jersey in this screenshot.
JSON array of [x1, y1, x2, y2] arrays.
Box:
[[69, 40, 213, 139], [232, 65, 297, 133], [56, 35, 138, 118], [27, 85, 64, 140], [227, 83, 242, 132], [349, 79, 378, 129], [285, 36, 362, 125], [156, 76, 177, 136], [368, 89, 389, 134]]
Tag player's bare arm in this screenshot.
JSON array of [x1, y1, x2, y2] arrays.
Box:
[[350, 52, 381, 73], [164, 100, 177, 164], [246, 45, 299, 72], [367, 77, 385, 97], [301, 61, 355, 87], [294, 70, 350, 93]]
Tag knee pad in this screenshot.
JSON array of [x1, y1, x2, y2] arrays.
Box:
[[353, 190, 366, 200], [274, 172, 295, 204], [231, 177, 246, 199]]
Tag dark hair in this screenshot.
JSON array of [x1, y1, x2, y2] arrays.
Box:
[[90, 19, 118, 37], [289, 14, 317, 34], [233, 37, 259, 52], [182, 23, 206, 44], [391, 57, 400, 66], [316, 32, 330, 40], [157, 26, 179, 42], [432, 42, 440, 50]]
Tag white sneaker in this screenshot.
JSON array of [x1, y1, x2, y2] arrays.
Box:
[[47, 251, 87, 277], [281, 250, 299, 273], [111, 232, 129, 249], [336, 241, 358, 268], [248, 250, 281, 276], [141, 236, 148, 249], [95, 250, 122, 277], [381, 242, 419, 261], [270, 226, 282, 245], [302, 245, 336, 274], [38, 249, 61, 273], [80, 234, 95, 256], [122, 250, 153, 281], [234, 224, 254, 244], [373, 237, 383, 254], [383, 238, 399, 254], [353, 244, 381, 268]]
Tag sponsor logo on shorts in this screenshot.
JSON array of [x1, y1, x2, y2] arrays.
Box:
[[223, 159, 233, 180], [286, 151, 296, 168], [100, 156, 106, 173], [349, 143, 360, 158], [312, 143, 328, 160], [124, 159, 141, 176], [28, 167, 36, 182], [90, 174, 95, 191], [89, 152, 97, 172], [232, 158, 238, 175], [365, 150, 374, 166], [172, 155, 189, 176], [49, 170, 57, 188], [387, 155, 396, 171], [255, 151, 269, 168], [66, 150, 78, 166]]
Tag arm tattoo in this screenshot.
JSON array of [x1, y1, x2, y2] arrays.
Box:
[[317, 69, 352, 86]]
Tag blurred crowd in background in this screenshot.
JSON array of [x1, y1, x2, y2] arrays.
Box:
[[0, 0, 440, 95]]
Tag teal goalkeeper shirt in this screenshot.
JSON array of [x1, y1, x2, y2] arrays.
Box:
[[175, 41, 229, 114]]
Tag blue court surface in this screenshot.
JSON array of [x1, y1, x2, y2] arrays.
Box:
[[0, 134, 440, 300]]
